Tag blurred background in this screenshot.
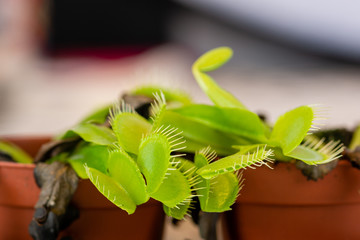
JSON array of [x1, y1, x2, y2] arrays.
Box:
[[1, 0, 360, 136], [1, 0, 360, 239]]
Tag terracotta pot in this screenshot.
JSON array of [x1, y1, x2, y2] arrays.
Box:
[[222, 161, 360, 240], [0, 137, 164, 240]]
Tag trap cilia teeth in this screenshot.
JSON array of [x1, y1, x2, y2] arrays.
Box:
[[307, 104, 330, 134]]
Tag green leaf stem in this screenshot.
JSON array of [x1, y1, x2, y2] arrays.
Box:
[[192, 47, 246, 109]]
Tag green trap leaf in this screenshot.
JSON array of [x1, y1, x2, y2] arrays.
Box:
[[151, 168, 191, 208], [197, 147, 273, 179], [108, 149, 149, 205], [199, 173, 240, 212], [270, 105, 315, 154], [111, 110, 151, 155], [193, 46, 233, 72], [85, 166, 136, 214], [137, 133, 171, 194]]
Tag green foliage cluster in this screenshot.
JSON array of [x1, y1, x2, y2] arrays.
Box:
[[62, 47, 346, 218], [0, 47, 346, 219]]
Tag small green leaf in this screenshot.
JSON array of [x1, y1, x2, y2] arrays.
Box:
[[172, 105, 267, 142], [68, 145, 109, 179], [193, 46, 233, 72], [111, 110, 152, 155], [192, 47, 246, 109], [108, 149, 149, 205], [85, 166, 136, 214], [0, 140, 33, 163], [270, 105, 315, 154], [197, 147, 273, 179], [151, 168, 191, 208], [71, 123, 116, 146], [137, 133, 171, 194]]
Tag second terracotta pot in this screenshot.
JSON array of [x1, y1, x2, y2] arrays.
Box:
[[222, 161, 360, 240]]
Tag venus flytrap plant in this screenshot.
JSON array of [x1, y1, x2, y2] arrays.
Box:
[[68, 87, 248, 222], [73, 47, 345, 219], [71, 95, 215, 220], [159, 47, 344, 181], [26, 46, 354, 240], [266, 104, 345, 164]]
